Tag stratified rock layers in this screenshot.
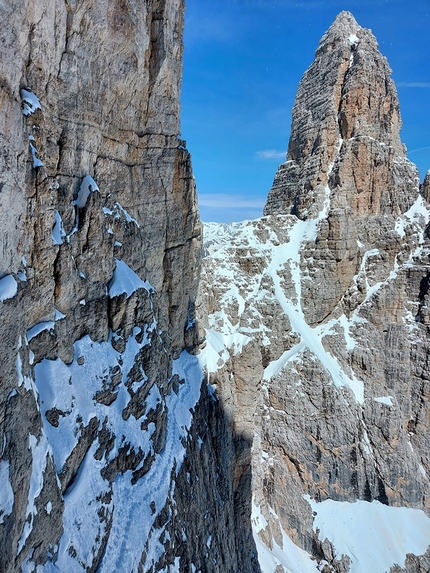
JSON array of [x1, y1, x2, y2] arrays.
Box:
[[0, 1, 257, 572], [199, 12, 430, 573]]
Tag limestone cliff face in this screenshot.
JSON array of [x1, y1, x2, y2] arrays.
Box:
[[265, 11, 418, 326], [199, 12, 430, 573], [0, 1, 257, 571]]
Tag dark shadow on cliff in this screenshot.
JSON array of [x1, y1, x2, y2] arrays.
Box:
[[160, 372, 260, 573]]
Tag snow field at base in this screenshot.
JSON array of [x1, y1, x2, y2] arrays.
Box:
[[305, 496, 430, 573], [0, 274, 18, 301], [27, 323, 204, 572], [253, 496, 430, 573]]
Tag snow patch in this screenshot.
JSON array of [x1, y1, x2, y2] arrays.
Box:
[[108, 259, 153, 298], [18, 433, 50, 554], [21, 89, 41, 116], [75, 175, 99, 208], [0, 461, 14, 524], [395, 194, 430, 239], [52, 210, 66, 245], [374, 396, 394, 406], [29, 142, 43, 168], [0, 275, 18, 301], [54, 309, 66, 321], [27, 321, 55, 341]]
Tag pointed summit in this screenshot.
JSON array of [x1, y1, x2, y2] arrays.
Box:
[[327, 10, 360, 32], [264, 12, 415, 219]]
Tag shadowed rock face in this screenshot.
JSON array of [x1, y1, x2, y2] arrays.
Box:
[[198, 11, 430, 573]]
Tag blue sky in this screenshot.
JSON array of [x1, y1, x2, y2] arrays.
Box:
[[181, 0, 430, 223]]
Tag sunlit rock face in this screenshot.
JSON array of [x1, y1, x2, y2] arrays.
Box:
[[198, 12, 430, 573], [0, 1, 259, 572]]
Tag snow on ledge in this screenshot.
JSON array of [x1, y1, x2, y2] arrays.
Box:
[[75, 175, 99, 208], [305, 495, 430, 573], [27, 321, 55, 341], [114, 202, 140, 227], [108, 259, 153, 298], [0, 275, 18, 302], [348, 33, 360, 45], [20, 89, 41, 116], [374, 396, 394, 406]]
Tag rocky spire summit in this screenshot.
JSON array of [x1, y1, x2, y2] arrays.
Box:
[[264, 11, 414, 219]]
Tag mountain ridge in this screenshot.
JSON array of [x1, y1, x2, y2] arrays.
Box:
[[198, 10, 430, 572]]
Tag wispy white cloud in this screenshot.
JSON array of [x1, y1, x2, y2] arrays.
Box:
[[256, 149, 287, 160], [184, 11, 237, 45], [409, 146, 430, 154], [198, 193, 265, 209], [398, 82, 430, 88]]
